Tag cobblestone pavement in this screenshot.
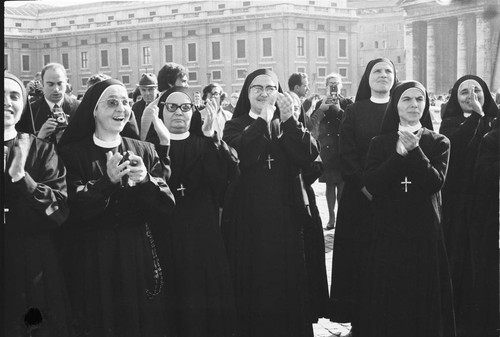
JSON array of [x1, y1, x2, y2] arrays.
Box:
[[311, 182, 352, 337]]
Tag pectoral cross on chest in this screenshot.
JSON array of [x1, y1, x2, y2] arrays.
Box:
[[401, 176, 412, 193], [265, 154, 274, 170], [177, 183, 186, 197]]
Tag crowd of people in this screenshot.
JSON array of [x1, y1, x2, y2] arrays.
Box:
[[3, 57, 499, 337]]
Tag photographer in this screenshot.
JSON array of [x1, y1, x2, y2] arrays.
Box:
[[310, 73, 353, 230], [16, 63, 80, 145]]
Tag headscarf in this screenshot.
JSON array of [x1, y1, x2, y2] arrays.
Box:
[[355, 57, 398, 102], [58, 79, 125, 147], [231, 68, 283, 119], [442, 74, 498, 120], [379, 80, 433, 135], [5, 71, 32, 131], [156, 86, 203, 136]]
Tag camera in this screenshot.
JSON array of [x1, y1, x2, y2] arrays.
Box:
[[52, 110, 68, 128], [326, 84, 339, 104]]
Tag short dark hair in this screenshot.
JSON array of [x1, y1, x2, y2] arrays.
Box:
[[288, 72, 307, 91], [41, 63, 67, 82], [202, 83, 222, 101], [157, 62, 187, 92]]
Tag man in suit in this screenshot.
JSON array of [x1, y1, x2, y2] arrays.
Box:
[[17, 62, 80, 144], [131, 73, 158, 136]]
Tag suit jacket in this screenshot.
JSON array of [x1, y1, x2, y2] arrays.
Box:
[[17, 94, 80, 135]]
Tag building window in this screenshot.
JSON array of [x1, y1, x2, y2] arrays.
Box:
[[317, 67, 326, 77], [318, 38, 326, 57], [44, 43, 50, 48], [81, 78, 88, 86], [149, 11, 156, 16], [297, 37, 305, 57], [43, 55, 50, 65], [22, 43, 29, 49], [165, 45, 173, 62], [397, 56, 401, 63], [51, 22, 56, 27], [339, 25, 346, 31], [236, 40, 246, 59], [108, 16, 114, 20], [339, 67, 347, 77], [143, 46, 151, 65], [62, 53, 69, 69], [360, 42, 364, 48], [236, 26, 245, 32], [143, 34, 151, 40], [188, 72, 197, 81], [331, 2, 338, 7], [88, 18, 94, 23], [309, 0, 315, 4], [22, 55, 30, 71], [382, 40, 386, 49], [128, 13, 134, 18], [212, 41, 221, 60], [122, 75, 130, 84], [121, 48, 129, 66], [237, 69, 246, 79], [212, 28, 220, 34], [165, 32, 173, 38], [338, 38, 347, 57], [243, 1, 250, 6], [62, 41, 69, 47], [218, 4, 225, 9], [101, 38, 108, 43], [194, 6, 201, 11], [15, 23, 22, 27], [69, 20, 75, 24], [172, 9, 178, 14], [263, 23, 271, 30], [81, 51, 88, 68], [212, 70, 222, 80], [375, 41, 379, 48], [187, 30, 196, 36], [188, 43, 196, 62], [81, 40, 88, 45], [121, 36, 129, 42], [101, 50, 109, 67], [4, 54, 8, 70], [297, 67, 306, 73], [297, 23, 304, 29], [262, 38, 272, 57], [318, 24, 325, 30]]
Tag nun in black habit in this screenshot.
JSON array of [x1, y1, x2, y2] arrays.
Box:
[[439, 75, 497, 336], [3, 71, 73, 337], [57, 79, 176, 337], [328, 58, 397, 326], [358, 80, 455, 337], [221, 69, 320, 337], [145, 86, 238, 337]]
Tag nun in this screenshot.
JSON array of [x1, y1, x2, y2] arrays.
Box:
[[221, 69, 320, 337], [358, 80, 455, 337], [328, 58, 397, 329], [57, 79, 176, 337], [4, 71, 73, 336], [145, 86, 238, 337]]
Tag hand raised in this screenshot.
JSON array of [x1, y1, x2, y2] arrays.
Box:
[[38, 118, 58, 139], [140, 97, 161, 141], [105, 151, 130, 185], [202, 98, 216, 137], [276, 92, 294, 122], [125, 151, 148, 184], [398, 128, 423, 152], [8, 134, 30, 181], [470, 89, 484, 116]]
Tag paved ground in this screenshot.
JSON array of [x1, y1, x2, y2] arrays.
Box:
[[311, 181, 352, 337]]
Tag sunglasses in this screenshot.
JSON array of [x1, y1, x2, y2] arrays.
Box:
[[161, 102, 194, 113]]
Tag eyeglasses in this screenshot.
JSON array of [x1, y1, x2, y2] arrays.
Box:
[[103, 98, 130, 108], [161, 102, 194, 113], [249, 85, 278, 95], [211, 92, 221, 97]]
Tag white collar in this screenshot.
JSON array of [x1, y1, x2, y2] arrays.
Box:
[[370, 96, 390, 104], [463, 112, 472, 118], [249, 110, 260, 120], [398, 122, 422, 133], [4, 128, 17, 141], [171, 131, 190, 140], [93, 133, 122, 148], [45, 97, 64, 110]]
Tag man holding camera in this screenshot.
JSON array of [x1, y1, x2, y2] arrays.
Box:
[[310, 73, 353, 230], [17, 63, 80, 144]]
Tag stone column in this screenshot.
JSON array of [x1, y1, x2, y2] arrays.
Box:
[[476, 14, 491, 83], [426, 20, 436, 94], [456, 16, 467, 78], [404, 22, 414, 81]]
